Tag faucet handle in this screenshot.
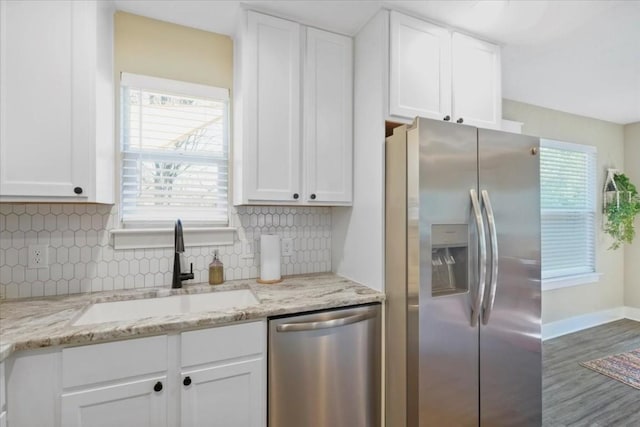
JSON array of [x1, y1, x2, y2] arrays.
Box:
[[180, 263, 195, 281]]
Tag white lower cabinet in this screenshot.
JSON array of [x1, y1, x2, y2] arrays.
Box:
[[181, 359, 263, 427], [180, 321, 266, 427], [6, 349, 59, 426], [0, 361, 5, 413], [0, 360, 5, 427], [58, 335, 169, 427], [61, 377, 168, 427], [6, 321, 266, 427]]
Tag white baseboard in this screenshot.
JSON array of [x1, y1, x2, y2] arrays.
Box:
[[624, 306, 640, 321], [542, 307, 626, 341]]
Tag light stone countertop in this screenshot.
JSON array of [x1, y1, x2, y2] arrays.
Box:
[[0, 273, 384, 362]]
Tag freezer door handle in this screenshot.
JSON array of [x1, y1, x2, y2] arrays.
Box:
[[470, 189, 487, 327], [481, 190, 499, 325], [275, 310, 377, 332]]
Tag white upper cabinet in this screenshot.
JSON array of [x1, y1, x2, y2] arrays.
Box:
[[0, 0, 114, 203], [304, 28, 353, 204], [389, 11, 451, 121], [234, 10, 353, 206], [451, 32, 501, 129], [241, 11, 301, 203], [388, 11, 502, 130]]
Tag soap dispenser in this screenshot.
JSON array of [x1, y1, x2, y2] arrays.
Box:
[[208, 250, 224, 285]]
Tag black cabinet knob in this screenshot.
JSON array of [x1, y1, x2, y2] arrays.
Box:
[[293, 193, 299, 200], [154, 381, 163, 392], [456, 118, 464, 124], [310, 194, 316, 200], [73, 187, 83, 195], [183, 376, 192, 386], [443, 115, 451, 121]]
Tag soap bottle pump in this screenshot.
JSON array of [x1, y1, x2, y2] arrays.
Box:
[[209, 250, 224, 285]]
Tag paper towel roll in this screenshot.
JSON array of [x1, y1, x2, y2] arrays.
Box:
[[259, 234, 282, 283]]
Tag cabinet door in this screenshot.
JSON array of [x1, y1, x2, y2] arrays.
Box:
[[389, 11, 451, 121], [181, 359, 264, 427], [304, 28, 353, 204], [61, 377, 168, 427], [245, 11, 301, 203], [0, 361, 5, 412], [451, 32, 501, 129], [0, 1, 89, 199]]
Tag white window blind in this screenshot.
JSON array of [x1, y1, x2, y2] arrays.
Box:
[[540, 139, 597, 281], [120, 73, 229, 226]]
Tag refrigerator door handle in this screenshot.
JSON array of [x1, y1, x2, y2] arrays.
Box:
[[481, 190, 499, 325], [470, 189, 487, 327]]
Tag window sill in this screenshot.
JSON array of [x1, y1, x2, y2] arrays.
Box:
[[542, 273, 602, 291], [111, 227, 236, 250]]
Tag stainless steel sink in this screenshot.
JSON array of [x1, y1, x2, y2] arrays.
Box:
[[73, 289, 259, 326]]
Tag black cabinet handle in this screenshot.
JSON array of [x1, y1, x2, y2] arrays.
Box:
[[456, 118, 464, 124], [73, 187, 83, 195], [183, 376, 192, 386], [293, 193, 299, 200], [154, 381, 163, 392], [310, 194, 316, 200], [443, 115, 451, 121]]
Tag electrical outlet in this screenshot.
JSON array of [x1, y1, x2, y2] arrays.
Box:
[[241, 239, 254, 259], [28, 244, 49, 269], [282, 238, 293, 256]]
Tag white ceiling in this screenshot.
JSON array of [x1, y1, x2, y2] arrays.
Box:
[[114, 0, 640, 124]]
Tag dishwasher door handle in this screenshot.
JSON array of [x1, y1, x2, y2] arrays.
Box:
[[275, 310, 376, 332]]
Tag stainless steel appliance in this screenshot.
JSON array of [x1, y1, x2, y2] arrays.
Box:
[[385, 117, 541, 426], [268, 304, 381, 427]]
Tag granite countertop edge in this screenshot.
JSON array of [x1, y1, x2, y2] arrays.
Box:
[[0, 273, 384, 361]]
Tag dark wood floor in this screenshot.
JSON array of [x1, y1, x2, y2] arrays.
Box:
[[543, 319, 640, 427]]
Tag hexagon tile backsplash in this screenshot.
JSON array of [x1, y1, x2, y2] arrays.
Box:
[[0, 204, 331, 299]]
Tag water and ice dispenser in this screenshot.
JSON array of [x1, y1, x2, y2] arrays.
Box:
[[431, 224, 469, 296]]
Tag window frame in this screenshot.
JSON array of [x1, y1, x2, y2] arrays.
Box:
[[540, 138, 600, 291], [111, 73, 235, 250]]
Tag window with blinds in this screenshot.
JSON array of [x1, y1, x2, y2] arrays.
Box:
[[540, 139, 597, 281], [120, 73, 229, 227]]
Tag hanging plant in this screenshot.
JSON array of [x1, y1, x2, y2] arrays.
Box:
[[604, 172, 640, 249]]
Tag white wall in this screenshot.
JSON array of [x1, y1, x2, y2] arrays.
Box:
[[115, 11, 233, 89], [623, 122, 640, 309], [332, 11, 387, 291], [503, 99, 626, 324]]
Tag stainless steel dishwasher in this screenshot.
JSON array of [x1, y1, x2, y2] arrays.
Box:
[[268, 304, 381, 427]]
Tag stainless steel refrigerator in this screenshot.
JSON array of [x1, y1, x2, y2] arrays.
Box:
[[385, 117, 541, 427]]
